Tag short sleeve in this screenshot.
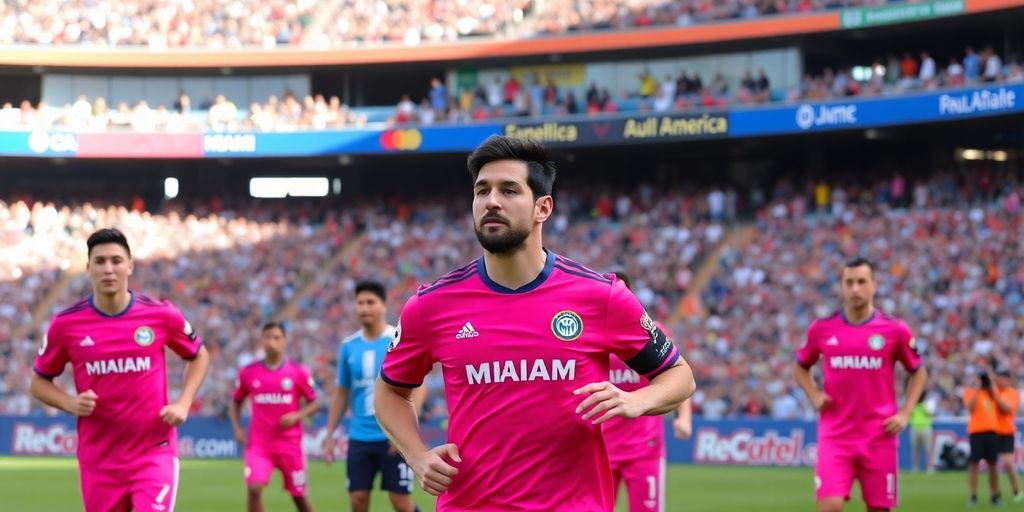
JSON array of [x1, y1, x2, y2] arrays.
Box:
[[336, 342, 351, 388], [232, 368, 249, 402], [33, 319, 70, 379], [380, 293, 434, 388], [796, 321, 822, 368], [605, 280, 679, 379], [893, 321, 922, 372], [164, 302, 202, 360], [299, 365, 318, 402]]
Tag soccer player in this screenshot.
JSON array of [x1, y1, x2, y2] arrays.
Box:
[[30, 228, 210, 512], [794, 257, 927, 512], [374, 135, 696, 511], [994, 366, 1023, 503], [323, 281, 422, 512], [230, 322, 319, 512], [603, 270, 693, 512]]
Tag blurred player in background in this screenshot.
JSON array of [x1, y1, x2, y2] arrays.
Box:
[[794, 257, 927, 512], [994, 366, 1023, 502], [374, 135, 695, 511], [30, 228, 210, 512], [323, 281, 423, 512], [230, 322, 319, 512], [603, 270, 693, 512], [908, 391, 937, 474]]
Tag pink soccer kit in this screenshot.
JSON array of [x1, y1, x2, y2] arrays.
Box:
[[381, 250, 681, 511], [33, 292, 203, 512], [796, 310, 922, 509], [233, 359, 317, 497], [603, 354, 666, 512]]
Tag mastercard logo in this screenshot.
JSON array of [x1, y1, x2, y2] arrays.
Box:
[[379, 129, 423, 151]]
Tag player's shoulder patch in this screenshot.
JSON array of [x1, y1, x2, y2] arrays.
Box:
[[419, 260, 478, 296], [553, 255, 612, 284], [55, 296, 91, 317]]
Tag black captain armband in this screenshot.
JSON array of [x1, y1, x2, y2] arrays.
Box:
[[626, 314, 676, 376]]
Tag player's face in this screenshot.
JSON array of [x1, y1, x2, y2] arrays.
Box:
[[86, 243, 133, 296], [840, 264, 875, 309], [261, 327, 286, 358], [355, 291, 386, 328], [472, 160, 552, 255]]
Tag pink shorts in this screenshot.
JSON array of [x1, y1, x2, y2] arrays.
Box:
[[81, 456, 179, 512], [611, 456, 665, 512], [816, 440, 898, 509], [244, 446, 308, 497]]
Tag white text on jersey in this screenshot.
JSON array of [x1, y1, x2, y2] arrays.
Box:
[[253, 393, 294, 405], [84, 357, 151, 376], [466, 359, 576, 385], [829, 355, 883, 370], [609, 368, 640, 385]]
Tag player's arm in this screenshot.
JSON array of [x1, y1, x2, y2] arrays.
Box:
[[578, 357, 695, 421], [31, 322, 97, 416], [884, 325, 928, 434], [323, 343, 351, 465], [228, 396, 247, 446], [160, 345, 210, 426], [993, 386, 1013, 414], [793, 323, 830, 411], [673, 397, 693, 440]]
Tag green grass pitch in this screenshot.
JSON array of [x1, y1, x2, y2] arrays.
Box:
[[0, 457, 974, 510]]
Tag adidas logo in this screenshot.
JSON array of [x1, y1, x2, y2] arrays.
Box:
[[455, 322, 480, 340], [826, 336, 839, 346], [80, 336, 95, 347]]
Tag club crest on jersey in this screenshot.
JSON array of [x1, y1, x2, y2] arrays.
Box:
[[868, 334, 885, 350], [388, 322, 401, 352], [640, 310, 656, 336], [134, 326, 155, 346], [281, 377, 293, 390], [551, 311, 583, 341]]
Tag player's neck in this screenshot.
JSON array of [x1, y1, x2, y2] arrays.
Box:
[[483, 243, 547, 291], [92, 290, 132, 316], [362, 323, 387, 340], [264, 354, 284, 368], [843, 304, 874, 324]]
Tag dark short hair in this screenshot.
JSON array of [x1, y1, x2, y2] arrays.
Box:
[[355, 281, 387, 302], [262, 322, 285, 335], [87, 228, 132, 258], [467, 135, 557, 199], [843, 257, 875, 277], [612, 270, 633, 291]]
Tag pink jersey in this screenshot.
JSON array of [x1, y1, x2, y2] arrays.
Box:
[[796, 309, 922, 444], [233, 359, 317, 453], [602, 324, 670, 463], [381, 250, 681, 511], [33, 292, 203, 471]]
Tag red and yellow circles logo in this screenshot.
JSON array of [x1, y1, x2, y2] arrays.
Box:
[[379, 129, 423, 151]]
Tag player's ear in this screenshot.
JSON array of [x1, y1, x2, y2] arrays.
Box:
[[534, 195, 553, 223], [126, 257, 134, 277]]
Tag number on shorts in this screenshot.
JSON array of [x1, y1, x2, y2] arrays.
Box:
[[291, 470, 307, 487], [398, 462, 414, 491], [886, 473, 895, 496], [646, 475, 657, 500]]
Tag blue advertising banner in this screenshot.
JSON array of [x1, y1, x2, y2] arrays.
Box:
[[0, 415, 1012, 471]]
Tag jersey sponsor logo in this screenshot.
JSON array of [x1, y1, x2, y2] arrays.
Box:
[[455, 322, 480, 340], [551, 311, 583, 341], [609, 368, 640, 385], [466, 359, 576, 385], [388, 322, 401, 352], [134, 326, 156, 346], [829, 355, 884, 370], [281, 377, 293, 390], [85, 356, 152, 375], [868, 334, 886, 350], [253, 393, 294, 405], [183, 320, 197, 341]]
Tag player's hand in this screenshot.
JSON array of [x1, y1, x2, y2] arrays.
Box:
[[68, 389, 98, 416], [673, 417, 692, 440], [233, 428, 247, 447], [159, 401, 190, 426], [322, 436, 335, 466], [573, 381, 646, 424], [811, 391, 832, 412], [883, 411, 910, 435], [409, 443, 461, 496], [279, 412, 302, 428]]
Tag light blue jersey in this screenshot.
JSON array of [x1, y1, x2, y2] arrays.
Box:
[[337, 325, 396, 442]]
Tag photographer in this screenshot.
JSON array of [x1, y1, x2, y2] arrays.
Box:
[[994, 367, 1023, 502], [964, 365, 1013, 506]]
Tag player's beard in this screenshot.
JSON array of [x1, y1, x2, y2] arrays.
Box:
[[475, 222, 530, 255]]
